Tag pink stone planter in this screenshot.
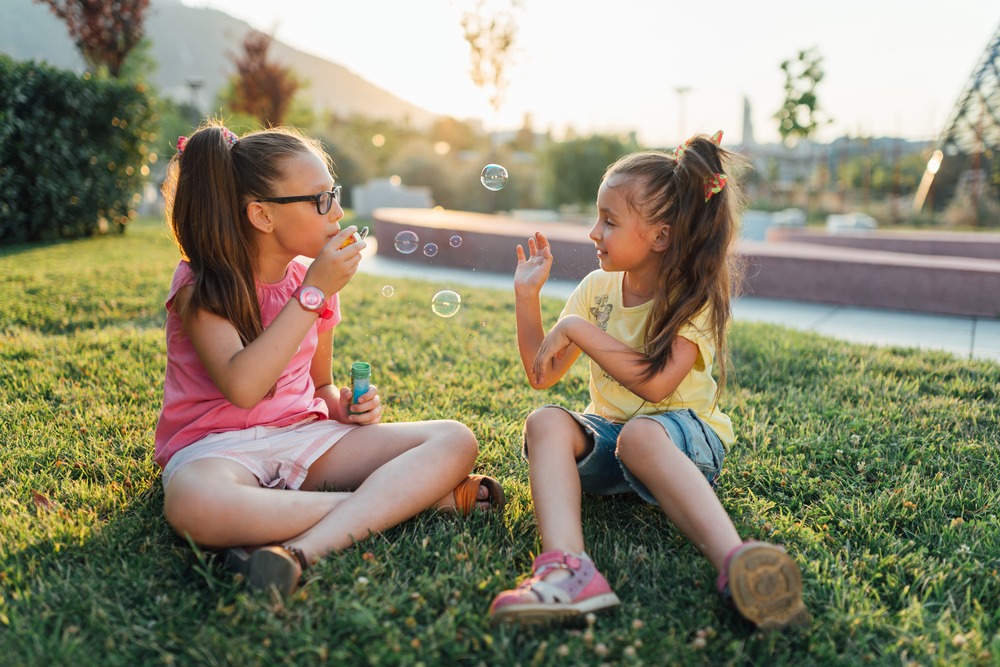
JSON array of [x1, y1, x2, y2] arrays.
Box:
[[372, 209, 1000, 318], [767, 228, 1000, 261]]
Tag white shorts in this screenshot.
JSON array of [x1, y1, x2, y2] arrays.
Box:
[[162, 418, 357, 492]]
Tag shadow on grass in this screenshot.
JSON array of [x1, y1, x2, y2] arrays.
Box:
[[2, 473, 805, 665]]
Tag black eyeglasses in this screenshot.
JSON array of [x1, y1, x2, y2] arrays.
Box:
[[255, 186, 341, 215]]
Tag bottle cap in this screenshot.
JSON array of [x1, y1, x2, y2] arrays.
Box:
[[350, 362, 371, 379]]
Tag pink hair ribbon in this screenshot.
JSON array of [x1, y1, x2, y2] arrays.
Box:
[[672, 140, 688, 161], [703, 173, 728, 202], [703, 130, 727, 201]]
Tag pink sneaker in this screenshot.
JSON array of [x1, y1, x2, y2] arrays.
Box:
[[489, 550, 621, 625], [717, 542, 811, 630]]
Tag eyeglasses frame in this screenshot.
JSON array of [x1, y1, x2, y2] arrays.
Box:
[[254, 185, 342, 215]]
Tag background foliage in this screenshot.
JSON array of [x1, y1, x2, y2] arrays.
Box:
[[0, 56, 156, 244], [541, 132, 639, 208]]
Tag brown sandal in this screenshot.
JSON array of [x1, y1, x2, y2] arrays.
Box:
[[453, 474, 506, 516], [225, 545, 308, 598]]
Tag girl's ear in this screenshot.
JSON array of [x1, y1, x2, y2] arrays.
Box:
[[246, 201, 273, 233], [650, 224, 670, 252]]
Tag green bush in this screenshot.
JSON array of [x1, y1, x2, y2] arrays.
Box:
[[0, 55, 157, 244], [541, 133, 639, 208]]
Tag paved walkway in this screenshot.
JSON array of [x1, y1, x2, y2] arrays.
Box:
[[355, 242, 1000, 363]]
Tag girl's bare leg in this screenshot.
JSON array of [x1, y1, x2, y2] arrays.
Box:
[[163, 420, 481, 554], [616, 418, 742, 572], [496, 407, 596, 604], [163, 459, 351, 548], [283, 420, 479, 563], [523, 407, 592, 555]]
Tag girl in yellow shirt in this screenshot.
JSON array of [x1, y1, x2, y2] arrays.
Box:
[[489, 133, 810, 630]]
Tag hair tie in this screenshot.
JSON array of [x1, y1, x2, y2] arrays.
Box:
[[672, 140, 688, 161], [176, 127, 240, 154], [702, 130, 727, 202], [221, 127, 239, 149]]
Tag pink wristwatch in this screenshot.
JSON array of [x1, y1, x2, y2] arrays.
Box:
[[291, 285, 334, 320]]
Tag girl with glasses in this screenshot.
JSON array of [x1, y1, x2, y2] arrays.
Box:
[[156, 122, 504, 596]]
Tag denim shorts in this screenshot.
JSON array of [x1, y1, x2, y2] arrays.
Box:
[[522, 406, 726, 505]]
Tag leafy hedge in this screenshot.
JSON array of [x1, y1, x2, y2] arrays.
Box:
[[0, 56, 158, 244]]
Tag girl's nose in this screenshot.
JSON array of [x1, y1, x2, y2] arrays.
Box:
[[330, 200, 345, 223], [588, 221, 602, 242]]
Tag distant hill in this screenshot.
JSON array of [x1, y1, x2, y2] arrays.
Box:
[[0, 0, 439, 126]]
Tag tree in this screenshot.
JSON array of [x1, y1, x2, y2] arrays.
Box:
[[35, 0, 150, 79], [225, 30, 300, 127], [461, 1, 518, 116], [542, 133, 639, 209], [775, 47, 828, 145]]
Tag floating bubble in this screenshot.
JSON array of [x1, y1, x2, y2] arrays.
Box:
[[359, 226, 369, 240], [423, 243, 439, 257], [449, 235, 462, 248], [480, 164, 508, 191], [431, 290, 461, 318], [394, 230, 419, 254], [382, 285, 394, 297]]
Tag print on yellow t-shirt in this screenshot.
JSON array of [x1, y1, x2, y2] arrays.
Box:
[[559, 270, 735, 449]]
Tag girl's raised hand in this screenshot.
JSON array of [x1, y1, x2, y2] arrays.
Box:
[[514, 232, 553, 297], [303, 226, 365, 297], [338, 385, 382, 425]]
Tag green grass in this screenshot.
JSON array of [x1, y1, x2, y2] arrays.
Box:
[[1, 217, 999, 666]]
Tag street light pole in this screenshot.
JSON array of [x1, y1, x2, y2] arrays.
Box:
[[185, 76, 205, 129]]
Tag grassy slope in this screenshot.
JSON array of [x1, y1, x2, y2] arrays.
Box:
[[0, 218, 998, 666]]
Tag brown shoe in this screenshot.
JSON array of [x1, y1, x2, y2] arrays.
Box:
[[719, 542, 811, 630], [225, 545, 308, 598]]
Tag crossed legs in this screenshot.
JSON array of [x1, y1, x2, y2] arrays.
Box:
[[163, 419, 483, 564]]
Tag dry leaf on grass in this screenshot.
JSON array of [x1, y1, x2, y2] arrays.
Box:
[[32, 490, 54, 511]]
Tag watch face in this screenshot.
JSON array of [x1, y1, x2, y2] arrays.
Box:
[[298, 286, 325, 310]]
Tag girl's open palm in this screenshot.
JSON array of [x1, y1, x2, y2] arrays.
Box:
[[514, 232, 553, 296]]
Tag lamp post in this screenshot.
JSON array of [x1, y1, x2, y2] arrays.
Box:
[[185, 76, 205, 128]]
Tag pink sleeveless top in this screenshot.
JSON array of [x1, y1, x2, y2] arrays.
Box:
[[153, 260, 341, 469]]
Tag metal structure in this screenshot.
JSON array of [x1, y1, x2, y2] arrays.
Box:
[[918, 22, 1000, 213]]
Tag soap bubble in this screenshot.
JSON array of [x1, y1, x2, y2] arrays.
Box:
[[381, 285, 394, 297], [359, 226, 370, 240], [449, 235, 462, 248], [431, 290, 461, 318], [394, 230, 419, 254], [423, 243, 439, 257], [480, 164, 508, 191]]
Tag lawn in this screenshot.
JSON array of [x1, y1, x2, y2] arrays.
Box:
[[1, 217, 998, 666]]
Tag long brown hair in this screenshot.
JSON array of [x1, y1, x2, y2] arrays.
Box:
[[604, 135, 746, 399], [162, 122, 332, 345]]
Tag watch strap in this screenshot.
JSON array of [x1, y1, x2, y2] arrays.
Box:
[[291, 285, 334, 320]]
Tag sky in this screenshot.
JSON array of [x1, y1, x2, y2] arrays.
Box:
[[181, 0, 1000, 147]]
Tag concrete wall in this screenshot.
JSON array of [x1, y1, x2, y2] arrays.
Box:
[[373, 208, 1000, 318], [768, 228, 1000, 260]]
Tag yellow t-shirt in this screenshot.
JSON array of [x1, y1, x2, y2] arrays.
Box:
[[559, 270, 735, 449]]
